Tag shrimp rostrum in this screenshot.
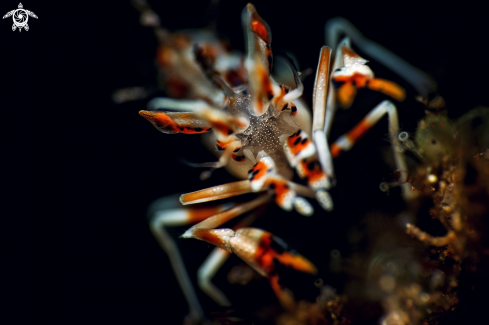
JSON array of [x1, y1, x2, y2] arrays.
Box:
[[138, 2, 429, 322]]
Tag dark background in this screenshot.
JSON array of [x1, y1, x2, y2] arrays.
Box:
[[2, 0, 488, 323]]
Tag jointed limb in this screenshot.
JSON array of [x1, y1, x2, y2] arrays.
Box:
[[329, 100, 414, 200], [149, 196, 234, 322], [325, 18, 437, 97], [196, 210, 262, 306]]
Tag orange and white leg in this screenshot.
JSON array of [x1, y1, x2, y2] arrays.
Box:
[[196, 210, 262, 306], [331, 43, 406, 109], [283, 130, 334, 211], [150, 195, 266, 310], [311, 46, 335, 185], [147, 98, 249, 136], [325, 18, 437, 97], [148, 195, 236, 322], [186, 224, 317, 310], [138, 110, 212, 134], [329, 100, 414, 200], [180, 180, 255, 205], [248, 154, 316, 215], [241, 4, 281, 117], [145, 97, 249, 169]]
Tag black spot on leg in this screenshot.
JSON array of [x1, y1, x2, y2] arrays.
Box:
[[268, 93, 274, 101], [291, 105, 297, 114], [249, 168, 260, 181], [194, 127, 203, 132], [301, 138, 308, 145], [215, 143, 224, 151], [307, 161, 318, 171], [233, 147, 241, 153], [281, 103, 288, 111], [331, 79, 344, 89], [293, 137, 302, 146], [227, 130, 233, 135]]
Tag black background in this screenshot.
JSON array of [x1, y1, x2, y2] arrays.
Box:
[[2, 0, 488, 324]]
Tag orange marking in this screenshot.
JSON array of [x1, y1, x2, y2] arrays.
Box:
[[298, 160, 326, 186], [253, 233, 274, 271], [188, 206, 227, 223], [216, 139, 234, 150], [287, 132, 311, 156], [139, 111, 210, 134], [256, 61, 274, 113], [352, 74, 370, 88], [268, 178, 291, 207], [334, 73, 369, 87], [250, 16, 270, 43], [335, 73, 406, 102], [253, 233, 317, 275], [268, 272, 295, 310], [252, 232, 318, 310], [208, 118, 233, 136], [346, 118, 371, 143], [275, 251, 317, 274], [249, 161, 268, 182], [336, 82, 357, 108], [368, 78, 406, 101], [231, 154, 245, 162], [156, 45, 175, 68], [330, 143, 341, 158]]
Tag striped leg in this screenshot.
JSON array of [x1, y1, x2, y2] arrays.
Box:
[[150, 195, 267, 316], [325, 17, 437, 97], [311, 46, 335, 187], [283, 129, 334, 212], [186, 224, 317, 311], [331, 42, 406, 109], [329, 100, 414, 200], [149, 196, 236, 322], [144, 98, 249, 170], [248, 154, 317, 215], [183, 193, 317, 310], [196, 210, 262, 306]]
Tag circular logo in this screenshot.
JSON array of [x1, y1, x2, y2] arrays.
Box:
[[13, 9, 28, 27]]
